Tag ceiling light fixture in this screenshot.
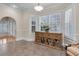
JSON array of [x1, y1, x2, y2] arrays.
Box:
[[12, 4, 17, 8], [34, 3, 43, 12]]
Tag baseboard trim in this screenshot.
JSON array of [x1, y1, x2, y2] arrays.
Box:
[[16, 37, 35, 41], [24, 37, 35, 41]]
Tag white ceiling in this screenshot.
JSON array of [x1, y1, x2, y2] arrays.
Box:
[[3, 3, 71, 11]]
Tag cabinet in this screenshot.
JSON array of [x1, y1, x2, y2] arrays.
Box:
[[35, 32, 63, 49]]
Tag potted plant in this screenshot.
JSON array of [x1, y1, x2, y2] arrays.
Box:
[[41, 22, 49, 32]]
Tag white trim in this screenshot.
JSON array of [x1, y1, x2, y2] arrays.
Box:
[[26, 38, 35, 41], [16, 37, 26, 41], [16, 37, 35, 41]]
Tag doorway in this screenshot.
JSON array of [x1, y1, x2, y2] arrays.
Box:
[[0, 17, 16, 44]]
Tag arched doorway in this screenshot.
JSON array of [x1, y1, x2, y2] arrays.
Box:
[[0, 17, 16, 44]]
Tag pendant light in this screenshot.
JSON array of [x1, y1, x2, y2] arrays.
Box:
[[34, 3, 43, 11]]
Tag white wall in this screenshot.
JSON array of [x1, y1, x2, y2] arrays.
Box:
[[22, 12, 39, 41], [74, 4, 79, 43]]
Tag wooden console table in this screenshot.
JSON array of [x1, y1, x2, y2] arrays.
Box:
[[35, 32, 63, 49]]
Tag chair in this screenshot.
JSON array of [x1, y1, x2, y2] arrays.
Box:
[[66, 44, 79, 56]]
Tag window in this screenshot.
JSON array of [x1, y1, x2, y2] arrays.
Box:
[[49, 13, 62, 32], [0, 22, 2, 33], [31, 16, 39, 33], [0, 17, 16, 36], [32, 20, 36, 33], [65, 9, 74, 39], [30, 13, 62, 33]]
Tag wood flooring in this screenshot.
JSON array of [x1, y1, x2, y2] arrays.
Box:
[[0, 40, 66, 56]]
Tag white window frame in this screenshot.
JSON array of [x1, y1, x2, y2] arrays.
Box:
[[65, 8, 74, 39]]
